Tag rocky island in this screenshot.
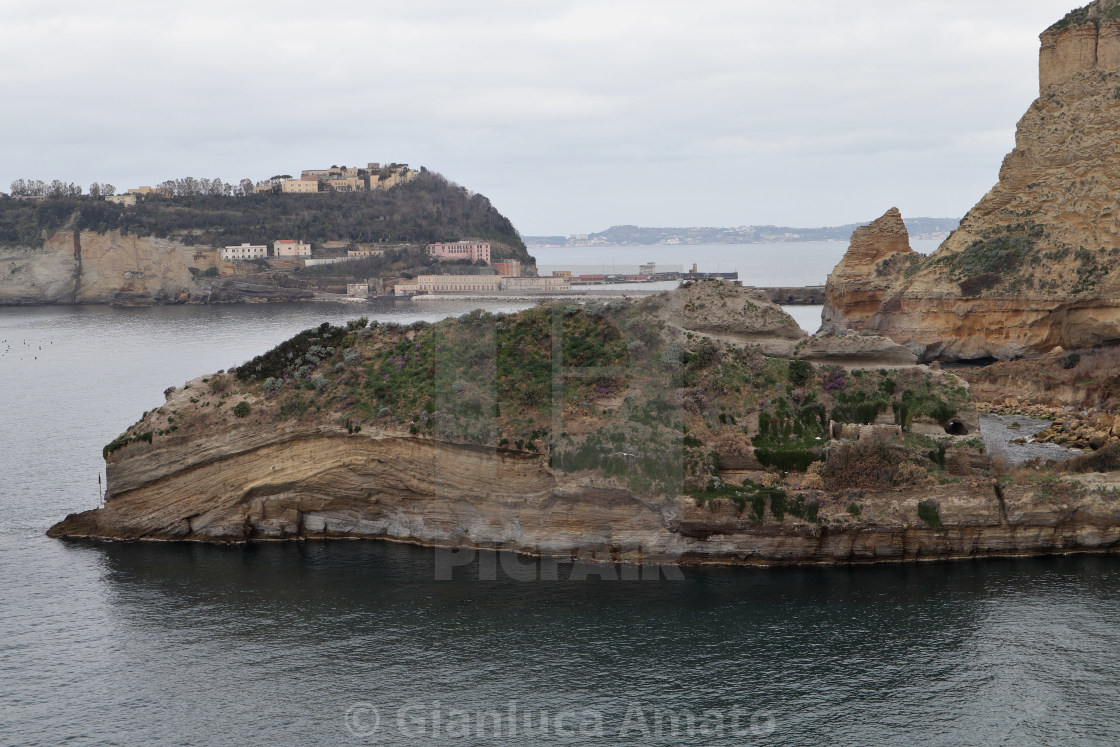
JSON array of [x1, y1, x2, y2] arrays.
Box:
[[47, 1, 1120, 564], [48, 280, 1120, 564]]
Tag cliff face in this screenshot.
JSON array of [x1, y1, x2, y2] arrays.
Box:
[[825, 1, 1120, 361], [48, 413, 1120, 564], [0, 229, 313, 305], [0, 230, 205, 305]]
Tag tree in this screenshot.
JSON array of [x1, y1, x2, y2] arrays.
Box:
[[101, 183, 116, 196], [88, 183, 102, 199], [237, 178, 254, 196]]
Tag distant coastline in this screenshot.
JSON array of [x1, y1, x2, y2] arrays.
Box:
[[524, 217, 959, 248]]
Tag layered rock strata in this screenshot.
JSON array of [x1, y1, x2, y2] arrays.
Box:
[[48, 418, 1120, 564]]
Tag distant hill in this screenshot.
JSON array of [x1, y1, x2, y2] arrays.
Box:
[[525, 217, 960, 247], [0, 171, 530, 264]]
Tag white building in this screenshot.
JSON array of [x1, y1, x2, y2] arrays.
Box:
[[221, 243, 268, 261]]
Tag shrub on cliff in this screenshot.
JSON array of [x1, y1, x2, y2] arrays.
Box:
[[788, 359, 813, 387], [1061, 442, 1120, 473], [917, 500, 942, 529], [823, 438, 905, 490]]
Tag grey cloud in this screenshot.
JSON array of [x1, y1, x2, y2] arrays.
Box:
[[0, 0, 1073, 233]]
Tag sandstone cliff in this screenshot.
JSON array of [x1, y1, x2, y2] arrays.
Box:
[[47, 412, 1120, 565], [824, 1, 1120, 361]]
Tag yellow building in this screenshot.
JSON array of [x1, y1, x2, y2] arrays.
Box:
[[324, 176, 367, 193], [281, 179, 321, 194]]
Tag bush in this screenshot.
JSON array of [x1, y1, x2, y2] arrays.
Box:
[[917, 500, 942, 529], [788, 359, 812, 387], [232, 401, 251, 417], [1061, 441, 1120, 473], [103, 431, 152, 459], [823, 438, 903, 490], [1060, 353, 1082, 370], [755, 446, 817, 472]]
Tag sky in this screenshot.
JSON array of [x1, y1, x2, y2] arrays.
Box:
[[0, 0, 1077, 235]]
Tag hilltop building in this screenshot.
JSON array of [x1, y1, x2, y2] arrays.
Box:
[[280, 180, 321, 194], [272, 162, 415, 195]]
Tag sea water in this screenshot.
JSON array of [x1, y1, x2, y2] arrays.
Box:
[[2, 244, 1119, 745]]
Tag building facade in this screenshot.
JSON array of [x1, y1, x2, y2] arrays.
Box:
[[281, 179, 321, 194], [323, 176, 367, 192], [394, 275, 502, 295], [501, 276, 570, 292], [426, 241, 491, 264], [273, 240, 312, 257], [221, 243, 269, 261], [394, 274, 570, 295]]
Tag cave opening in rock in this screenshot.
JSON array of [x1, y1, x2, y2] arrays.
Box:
[[945, 420, 968, 435]]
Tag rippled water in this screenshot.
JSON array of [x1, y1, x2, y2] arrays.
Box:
[[3, 299, 1120, 745]]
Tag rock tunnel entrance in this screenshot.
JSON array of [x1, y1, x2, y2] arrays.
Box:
[[945, 420, 969, 436]]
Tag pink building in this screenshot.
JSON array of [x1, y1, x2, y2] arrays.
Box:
[[426, 241, 491, 264]]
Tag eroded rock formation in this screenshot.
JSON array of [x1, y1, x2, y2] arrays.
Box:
[[48, 412, 1120, 564], [825, 1, 1120, 361], [656, 279, 805, 355], [821, 208, 916, 334]]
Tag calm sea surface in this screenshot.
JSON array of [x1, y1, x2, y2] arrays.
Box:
[[3, 244, 1120, 745]]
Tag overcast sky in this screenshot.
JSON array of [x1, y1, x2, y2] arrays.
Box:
[[0, 0, 1075, 235]]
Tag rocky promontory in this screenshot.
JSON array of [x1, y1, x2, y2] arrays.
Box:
[[824, 0, 1120, 361], [49, 283, 1120, 564], [0, 171, 531, 305]]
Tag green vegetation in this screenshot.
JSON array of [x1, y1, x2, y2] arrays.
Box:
[[939, 222, 1042, 289], [917, 500, 942, 529], [1060, 353, 1082, 370], [753, 396, 825, 471], [103, 431, 152, 458], [232, 401, 251, 417]]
